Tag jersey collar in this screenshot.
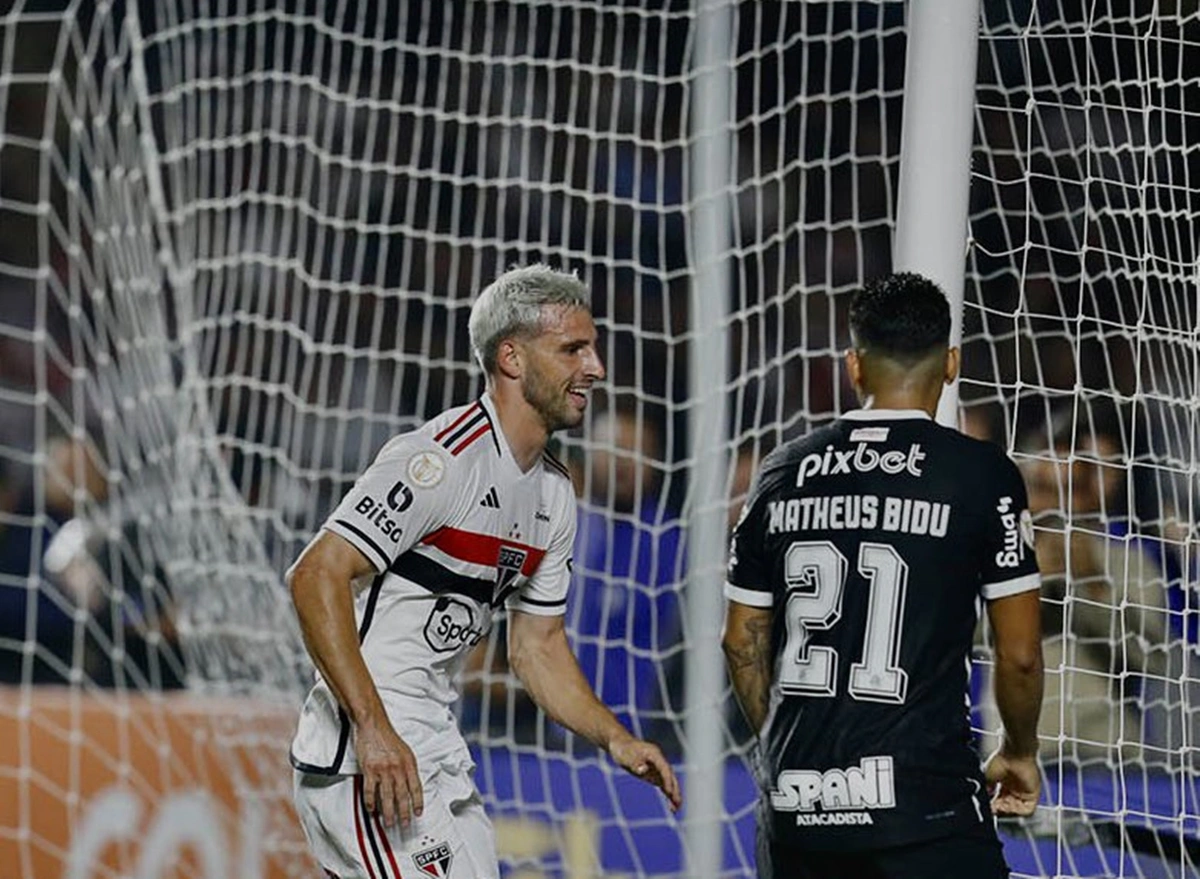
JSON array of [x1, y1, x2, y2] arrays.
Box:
[[841, 408, 931, 421], [476, 393, 507, 459]]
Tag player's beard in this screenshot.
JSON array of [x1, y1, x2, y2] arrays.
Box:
[[522, 363, 581, 434]]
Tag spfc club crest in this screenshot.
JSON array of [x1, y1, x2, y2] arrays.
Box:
[[492, 544, 528, 607], [412, 840, 453, 878]]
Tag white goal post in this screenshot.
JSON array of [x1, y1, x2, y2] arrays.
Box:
[[0, 2, 1197, 879]]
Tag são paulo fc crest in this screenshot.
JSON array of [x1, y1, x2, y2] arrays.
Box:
[[412, 840, 453, 877], [492, 544, 528, 607]]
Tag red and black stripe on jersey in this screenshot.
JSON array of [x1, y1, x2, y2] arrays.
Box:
[[389, 527, 561, 610], [434, 401, 497, 456]]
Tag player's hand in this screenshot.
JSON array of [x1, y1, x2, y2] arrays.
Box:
[[354, 719, 423, 828], [984, 747, 1040, 817], [608, 734, 682, 812]]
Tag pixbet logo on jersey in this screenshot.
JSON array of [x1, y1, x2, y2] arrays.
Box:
[[796, 443, 926, 487]]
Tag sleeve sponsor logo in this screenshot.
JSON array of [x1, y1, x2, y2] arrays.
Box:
[[407, 450, 446, 488], [796, 443, 925, 487], [1020, 508, 1035, 549], [995, 496, 1028, 567], [387, 479, 414, 511], [423, 597, 487, 653], [354, 494, 404, 543], [349, 479, 413, 543]]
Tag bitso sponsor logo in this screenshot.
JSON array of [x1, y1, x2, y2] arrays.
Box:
[[354, 495, 403, 543], [796, 444, 926, 487], [770, 755, 895, 826]]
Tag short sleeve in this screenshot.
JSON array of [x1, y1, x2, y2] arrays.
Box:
[[507, 484, 574, 617], [979, 453, 1041, 600], [321, 437, 454, 573], [724, 467, 775, 608]]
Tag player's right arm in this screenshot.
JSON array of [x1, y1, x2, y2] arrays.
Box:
[[978, 451, 1044, 817], [722, 600, 773, 734], [288, 436, 452, 828], [722, 458, 776, 736], [288, 532, 423, 828]]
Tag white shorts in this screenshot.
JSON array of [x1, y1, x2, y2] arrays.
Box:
[[293, 766, 498, 879]]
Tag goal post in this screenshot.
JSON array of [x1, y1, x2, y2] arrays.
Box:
[[893, 0, 981, 428], [683, 1, 734, 877]]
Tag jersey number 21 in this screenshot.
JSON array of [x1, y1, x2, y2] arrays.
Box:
[[781, 540, 909, 704]]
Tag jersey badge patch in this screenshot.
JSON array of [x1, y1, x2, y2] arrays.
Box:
[[849, 426, 889, 443], [407, 450, 446, 488], [413, 839, 453, 878]]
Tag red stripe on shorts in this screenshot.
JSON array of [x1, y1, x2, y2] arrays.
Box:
[[353, 776, 380, 879], [372, 812, 404, 878]]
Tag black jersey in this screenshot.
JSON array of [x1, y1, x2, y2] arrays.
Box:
[[726, 408, 1040, 851]]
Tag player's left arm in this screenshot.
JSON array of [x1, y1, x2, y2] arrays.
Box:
[[507, 610, 681, 811], [979, 451, 1044, 817]]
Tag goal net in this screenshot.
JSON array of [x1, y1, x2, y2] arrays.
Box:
[[966, 3, 1200, 876], [0, 1, 1195, 878]]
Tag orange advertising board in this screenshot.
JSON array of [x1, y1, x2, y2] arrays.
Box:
[[0, 686, 319, 879]]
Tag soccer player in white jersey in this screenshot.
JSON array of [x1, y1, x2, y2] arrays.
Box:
[[288, 265, 681, 879]]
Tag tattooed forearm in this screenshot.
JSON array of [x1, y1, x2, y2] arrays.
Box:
[[722, 606, 773, 734]]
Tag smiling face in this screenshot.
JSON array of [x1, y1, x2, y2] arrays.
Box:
[[517, 304, 605, 434]]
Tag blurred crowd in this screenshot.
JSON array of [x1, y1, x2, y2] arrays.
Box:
[[1, 0, 1197, 771]]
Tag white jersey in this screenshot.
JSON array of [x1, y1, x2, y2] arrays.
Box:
[[290, 394, 576, 776]]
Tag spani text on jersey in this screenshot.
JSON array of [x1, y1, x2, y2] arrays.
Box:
[[770, 755, 896, 822]]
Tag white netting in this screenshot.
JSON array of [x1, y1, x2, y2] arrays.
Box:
[[4, 1, 1195, 877], [0, 2, 906, 876], [966, 3, 1200, 876]]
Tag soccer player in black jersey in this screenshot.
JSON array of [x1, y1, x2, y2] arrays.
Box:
[[723, 272, 1043, 879]]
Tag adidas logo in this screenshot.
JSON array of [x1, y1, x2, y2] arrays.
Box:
[[479, 486, 500, 509]]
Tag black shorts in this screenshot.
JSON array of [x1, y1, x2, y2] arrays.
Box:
[[758, 821, 1009, 879]]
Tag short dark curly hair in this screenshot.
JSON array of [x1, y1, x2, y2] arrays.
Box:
[[848, 272, 950, 360]]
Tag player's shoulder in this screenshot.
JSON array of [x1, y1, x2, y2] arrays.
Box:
[[423, 399, 501, 461], [537, 446, 579, 517], [764, 423, 842, 470], [750, 424, 843, 495], [938, 428, 1020, 474], [540, 445, 573, 485], [369, 399, 499, 487]]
